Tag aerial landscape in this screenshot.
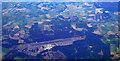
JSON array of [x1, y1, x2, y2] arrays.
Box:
[[1, 2, 120, 59]]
